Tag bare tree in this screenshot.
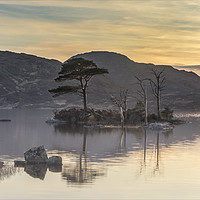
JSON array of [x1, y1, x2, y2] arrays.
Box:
[[111, 89, 128, 127], [149, 68, 166, 120], [135, 76, 148, 125], [120, 89, 128, 121]]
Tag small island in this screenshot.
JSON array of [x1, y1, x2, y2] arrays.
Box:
[[48, 57, 183, 129]]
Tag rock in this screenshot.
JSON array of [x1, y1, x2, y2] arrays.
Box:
[[14, 160, 26, 167], [13, 146, 63, 179], [0, 119, 11, 122], [148, 123, 173, 130], [48, 156, 62, 166], [24, 146, 48, 164]]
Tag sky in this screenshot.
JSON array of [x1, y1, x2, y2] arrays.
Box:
[[0, 0, 200, 72]]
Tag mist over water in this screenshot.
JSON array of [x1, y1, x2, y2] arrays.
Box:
[[0, 109, 200, 199]]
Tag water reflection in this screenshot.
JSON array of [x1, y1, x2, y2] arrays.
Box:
[[1, 109, 200, 189], [119, 128, 127, 152], [54, 124, 86, 135], [62, 130, 106, 185], [24, 164, 47, 180], [13, 163, 62, 180], [54, 123, 175, 181], [138, 128, 174, 177], [0, 165, 21, 181], [144, 129, 147, 164], [54, 123, 114, 135]]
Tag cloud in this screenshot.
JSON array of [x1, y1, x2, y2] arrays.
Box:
[[0, 4, 124, 23], [0, 0, 200, 65]]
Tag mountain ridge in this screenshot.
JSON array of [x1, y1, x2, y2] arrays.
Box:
[[0, 50, 200, 111]]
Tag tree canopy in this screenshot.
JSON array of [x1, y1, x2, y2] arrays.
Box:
[[49, 57, 108, 111]]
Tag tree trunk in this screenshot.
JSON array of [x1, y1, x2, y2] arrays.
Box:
[[145, 94, 148, 125], [144, 86, 148, 125], [157, 91, 161, 120], [124, 101, 127, 124], [82, 89, 87, 112], [120, 106, 124, 128]]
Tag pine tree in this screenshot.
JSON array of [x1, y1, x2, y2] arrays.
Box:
[[49, 58, 108, 112]]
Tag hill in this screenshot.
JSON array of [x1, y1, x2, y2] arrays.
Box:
[[0, 51, 61, 108], [73, 51, 200, 111], [0, 50, 200, 111]]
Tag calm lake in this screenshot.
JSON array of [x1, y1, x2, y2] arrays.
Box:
[[0, 109, 200, 199]]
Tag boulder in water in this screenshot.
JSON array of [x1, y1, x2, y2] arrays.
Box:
[[48, 156, 62, 166], [148, 123, 173, 130], [24, 146, 48, 164]]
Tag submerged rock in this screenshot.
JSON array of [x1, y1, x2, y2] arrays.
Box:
[[24, 146, 48, 164]]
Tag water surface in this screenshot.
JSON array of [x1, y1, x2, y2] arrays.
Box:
[[0, 109, 200, 199]]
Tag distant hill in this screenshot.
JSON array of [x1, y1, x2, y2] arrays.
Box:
[[1, 50, 200, 111], [0, 51, 61, 108], [72, 51, 200, 111]]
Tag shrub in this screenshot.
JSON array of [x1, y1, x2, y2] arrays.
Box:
[[161, 106, 173, 121]]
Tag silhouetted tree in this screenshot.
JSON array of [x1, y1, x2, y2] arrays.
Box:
[[135, 76, 148, 125], [149, 68, 166, 120], [49, 58, 108, 112], [111, 89, 128, 127], [126, 101, 145, 125], [161, 106, 173, 121]]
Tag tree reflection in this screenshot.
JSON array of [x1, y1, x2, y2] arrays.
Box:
[[54, 122, 174, 182], [0, 165, 21, 181], [54, 123, 114, 135], [62, 129, 106, 185], [153, 132, 160, 174], [139, 128, 173, 177], [144, 129, 147, 164], [54, 124, 85, 134], [153, 129, 173, 175], [119, 127, 127, 152], [138, 128, 147, 175]]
